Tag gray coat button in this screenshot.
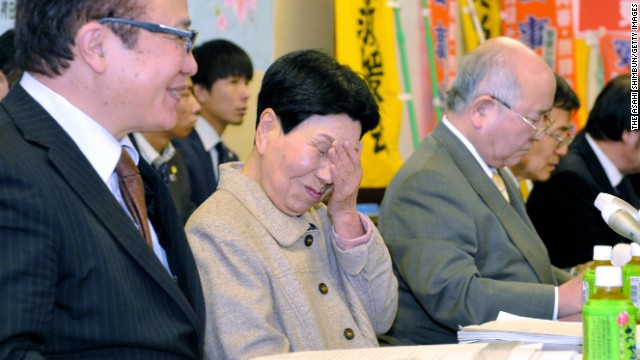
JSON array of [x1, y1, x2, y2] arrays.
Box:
[[304, 235, 313, 246], [318, 283, 328, 294], [344, 328, 354, 340]]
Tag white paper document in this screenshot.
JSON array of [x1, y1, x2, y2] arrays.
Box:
[[251, 342, 580, 360], [457, 312, 583, 351]]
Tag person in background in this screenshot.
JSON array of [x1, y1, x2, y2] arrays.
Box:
[[186, 49, 398, 360], [132, 76, 199, 224], [378, 37, 583, 346], [173, 39, 253, 206], [527, 74, 640, 269], [506, 73, 580, 201], [0, 0, 205, 357], [0, 29, 22, 100]]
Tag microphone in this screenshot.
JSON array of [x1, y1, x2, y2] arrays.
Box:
[[600, 202, 640, 243], [594, 192, 638, 218], [612, 243, 632, 266]]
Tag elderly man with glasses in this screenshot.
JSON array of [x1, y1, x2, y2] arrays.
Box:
[[377, 37, 583, 346], [528, 74, 640, 271], [507, 73, 580, 202]]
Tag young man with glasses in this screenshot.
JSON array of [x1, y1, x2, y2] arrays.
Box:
[[527, 74, 640, 270], [507, 73, 580, 201], [378, 37, 583, 346], [0, 0, 205, 357]]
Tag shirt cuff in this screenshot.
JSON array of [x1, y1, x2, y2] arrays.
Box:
[[553, 287, 559, 320], [333, 213, 373, 250]]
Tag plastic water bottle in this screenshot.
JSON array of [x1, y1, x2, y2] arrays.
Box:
[[583, 245, 613, 303], [623, 242, 640, 322], [583, 266, 636, 360]]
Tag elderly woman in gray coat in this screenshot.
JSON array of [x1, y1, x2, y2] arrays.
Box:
[[185, 49, 398, 360]]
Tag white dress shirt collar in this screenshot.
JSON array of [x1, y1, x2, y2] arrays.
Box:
[[442, 116, 494, 178], [132, 132, 160, 165], [585, 133, 623, 187], [194, 116, 221, 152], [20, 72, 137, 183], [132, 132, 176, 168]]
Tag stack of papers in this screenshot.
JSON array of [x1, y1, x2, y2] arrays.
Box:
[[457, 312, 583, 352]]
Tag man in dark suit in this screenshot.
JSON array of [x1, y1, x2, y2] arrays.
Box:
[[378, 37, 583, 346], [173, 130, 239, 207], [0, 0, 205, 358], [528, 74, 640, 270], [173, 39, 253, 207]]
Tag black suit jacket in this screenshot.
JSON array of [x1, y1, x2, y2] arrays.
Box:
[[172, 129, 238, 207], [129, 135, 195, 225], [0, 85, 205, 359], [527, 131, 640, 268]]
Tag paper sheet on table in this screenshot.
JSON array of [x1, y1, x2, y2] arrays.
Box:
[[251, 342, 580, 360]]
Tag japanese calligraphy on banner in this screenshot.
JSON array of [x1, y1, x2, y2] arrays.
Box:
[[430, 0, 458, 106], [335, 0, 404, 188], [500, 0, 577, 91], [599, 32, 632, 83], [459, 0, 502, 52], [0, 0, 16, 35], [501, 0, 517, 38]]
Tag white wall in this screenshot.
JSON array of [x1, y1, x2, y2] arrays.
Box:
[[223, 0, 336, 160]]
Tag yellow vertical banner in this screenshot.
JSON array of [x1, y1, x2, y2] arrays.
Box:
[[573, 38, 589, 128], [335, 0, 404, 188], [459, 0, 502, 52]]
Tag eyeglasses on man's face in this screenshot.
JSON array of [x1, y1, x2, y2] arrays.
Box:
[[490, 95, 553, 141], [546, 124, 575, 148], [98, 17, 198, 53]]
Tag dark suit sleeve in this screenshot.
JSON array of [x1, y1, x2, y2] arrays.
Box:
[[527, 170, 623, 268], [0, 163, 53, 359]]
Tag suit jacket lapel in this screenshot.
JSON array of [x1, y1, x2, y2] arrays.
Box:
[[189, 131, 216, 188], [139, 159, 202, 328], [220, 142, 239, 163], [182, 131, 217, 200], [434, 124, 555, 284], [619, 176, 640, 208], [573, 132, 616, 193], [498, 167, 535, 230], [6, 85, 200, 328], [573, 132, 640, 209]]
